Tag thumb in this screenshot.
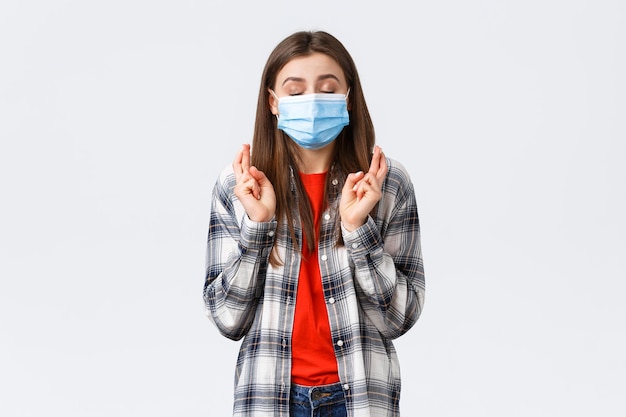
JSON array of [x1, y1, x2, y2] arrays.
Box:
[[343, 171, 364, 192], [249, 166, 269, 186]]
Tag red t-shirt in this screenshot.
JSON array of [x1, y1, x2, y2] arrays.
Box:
[[291, 172, 340, 386]]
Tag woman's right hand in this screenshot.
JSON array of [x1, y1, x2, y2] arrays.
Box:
[[233, 144, 276, 222]]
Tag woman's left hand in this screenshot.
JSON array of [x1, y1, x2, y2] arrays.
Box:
[[340, 146, 388, 232]]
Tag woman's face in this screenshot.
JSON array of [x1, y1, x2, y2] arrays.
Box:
[[269, 52, 348, 115]]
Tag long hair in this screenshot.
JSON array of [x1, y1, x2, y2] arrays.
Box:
[[251, 31, 375, 265]]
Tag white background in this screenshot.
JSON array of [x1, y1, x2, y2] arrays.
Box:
[[1, 1, 624, 416]]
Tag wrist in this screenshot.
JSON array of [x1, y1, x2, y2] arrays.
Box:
[[341, 220, 363, 233], [248, 213, 275, 223]]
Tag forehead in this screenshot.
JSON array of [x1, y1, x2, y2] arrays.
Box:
[[276, 52, 346, 85]]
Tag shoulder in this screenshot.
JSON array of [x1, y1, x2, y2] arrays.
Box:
[[210, 164, 238, 211], [384, 157, 414, 192], [376, 156, 418, 222], [213, 164, 236, 192]]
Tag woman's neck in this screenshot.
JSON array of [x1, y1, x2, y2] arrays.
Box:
[[296, 143, 335, 174]]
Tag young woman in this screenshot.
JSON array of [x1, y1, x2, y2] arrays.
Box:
[[204, 30, 425, 417]]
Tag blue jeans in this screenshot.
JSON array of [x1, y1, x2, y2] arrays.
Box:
[[289, 382, 348, 417]]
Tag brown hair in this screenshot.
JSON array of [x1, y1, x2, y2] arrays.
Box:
[[251, 31, 375, 265]]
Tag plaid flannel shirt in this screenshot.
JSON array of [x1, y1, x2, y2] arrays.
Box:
[[204, 157, 425, 417]]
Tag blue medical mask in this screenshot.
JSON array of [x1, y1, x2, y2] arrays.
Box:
[[272, 90, 350, 150]]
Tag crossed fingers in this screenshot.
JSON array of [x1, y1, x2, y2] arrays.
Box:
[[352, 146, 388, 198], [233, 144, 260, 200]]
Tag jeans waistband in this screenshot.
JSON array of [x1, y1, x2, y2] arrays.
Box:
[[290, 382, 346, 407]]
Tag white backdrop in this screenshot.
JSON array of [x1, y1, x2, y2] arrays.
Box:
[[1, 1, 624, 416]]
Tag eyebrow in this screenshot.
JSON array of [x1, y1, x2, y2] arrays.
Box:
[[281, 74, 341, 86], [317, 74, 340, 82], [281, 76, 305, 86]]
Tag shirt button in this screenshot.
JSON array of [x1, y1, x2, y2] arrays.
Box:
[[332, 179, 338, 186], [343, 384, 350, 391], [336, 340, 344, 347], [328, 297, 335, 304], [268, 230, 275, 237], [351, 242, 359, 249], [321, 254, 328, 261], [324, 214, 331, 220]]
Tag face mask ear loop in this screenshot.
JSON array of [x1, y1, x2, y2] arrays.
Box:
[[345, 88, 351, 100], [269, 89, 280, 120]]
